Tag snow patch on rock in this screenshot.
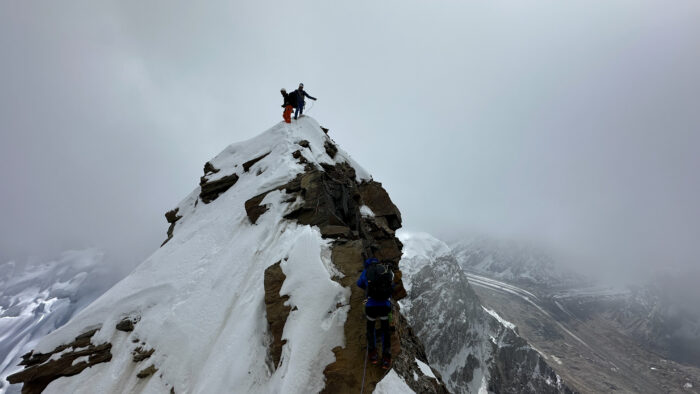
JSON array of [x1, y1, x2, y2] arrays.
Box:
[[374, 369, 415, 393]]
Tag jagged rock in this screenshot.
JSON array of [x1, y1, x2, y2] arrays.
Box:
[[242, 152, 270, 172], [392, 313, 450, 394], [116, 317, 136, 332], [244, 191, 272, 224], [132, 347, 155, 362], [203, 161, 219, 175], [246, 160, 444, 392], [298, 140, 310, 148], [321, 127, 329, 134], [199, 173, 239, 204], [136, 365, 157, 379], [7, 329, 112, 393], [161, 208, 183, 246], [292, 149, 308, 164], [401, 252, 574, 394], [324, 140, 338, 158], [319, 225, 353, 239], [358, 181, 402, 230], [263, 261, 291, 369]]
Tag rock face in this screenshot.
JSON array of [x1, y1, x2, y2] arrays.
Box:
[[161, 208, 182, 246], [7, 330, 112, 394], [400, 243, 574, 394], [263, 261, 291, 369], [253, 159, 447, 393]]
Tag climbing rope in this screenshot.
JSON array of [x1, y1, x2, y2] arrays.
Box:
[[360, 345, 368, 394], [304, 99, 315, 114]]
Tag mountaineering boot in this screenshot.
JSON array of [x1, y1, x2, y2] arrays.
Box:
[[369, 349, 379, 365], [381, 355, 391, 370]]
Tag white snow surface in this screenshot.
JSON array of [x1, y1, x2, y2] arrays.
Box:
[[373, 370, 415, 394], [29, 118, 372, 394], [482, 307, 516, 331], [360, 205, 375, 217], [416, 358, 436, 379]]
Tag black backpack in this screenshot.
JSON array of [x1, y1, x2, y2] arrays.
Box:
[[366, 263, 393, 300]]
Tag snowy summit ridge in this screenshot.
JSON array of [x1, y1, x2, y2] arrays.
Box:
[[7, 117, 447, 394]]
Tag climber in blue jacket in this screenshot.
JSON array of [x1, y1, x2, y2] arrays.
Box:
[[291, 83, 316, 120], [357, 257, 393, 369]]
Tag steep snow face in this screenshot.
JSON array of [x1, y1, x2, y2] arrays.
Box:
[[19, 118, 373, 394], [398, 232, 572, 394], [0, 250, 116, 394]]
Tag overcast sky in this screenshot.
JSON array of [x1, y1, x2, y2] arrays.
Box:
[[1, 1, 699, 283]]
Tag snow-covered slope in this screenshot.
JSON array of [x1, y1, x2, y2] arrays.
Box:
[[398, 231, 572, 394], [7, 117, 446, 394], [0, 250, 120, 394]]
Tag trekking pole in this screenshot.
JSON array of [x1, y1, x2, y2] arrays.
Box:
[[360, 264, 369, 394], [360, 345, 368, 394]]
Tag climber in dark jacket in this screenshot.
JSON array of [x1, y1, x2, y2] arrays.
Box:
[[291, 83, 316, 120], [280, 88, 294, 123], [357, 257, 393, 369]]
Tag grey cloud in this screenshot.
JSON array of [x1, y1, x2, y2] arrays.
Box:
[[1, 1, 699, 289]]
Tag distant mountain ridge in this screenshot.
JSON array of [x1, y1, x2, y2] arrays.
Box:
[[398, 231, 572, 394]]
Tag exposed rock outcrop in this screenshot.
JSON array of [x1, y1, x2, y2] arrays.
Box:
[[242, 152, 271, 172], [132, 347, 155, 362], [137, 364, 158, 379], [7, 329, 112, 394], [161, 208, 182, 246], [115, 316, 139, 332], [264, 261, 291, 369], [199, 173, 239, 204], [324, 141, 338, 159], [250, 150, 445, 392]]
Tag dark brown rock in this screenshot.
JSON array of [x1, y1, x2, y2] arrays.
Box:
[[298, 140, 310, 148], [244, 191, 272, 224], [321, 127, 329, 134], [136, 365, 157, 379], [264, 262, 291, 369], [242, 152, 271, 172], [161, 208, 183, 247], [200, 173, 239, 204], [203, 161, 220, 175], [116, 317, 135, 332], [319, 225, 353, 239], [358, 181, 402, 230], [8, 329, 112, 394], [324, 141, 338, 159], [242, 159, 445, 393], [132, 347, 155, 362], [292, 150, 309, 164]]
